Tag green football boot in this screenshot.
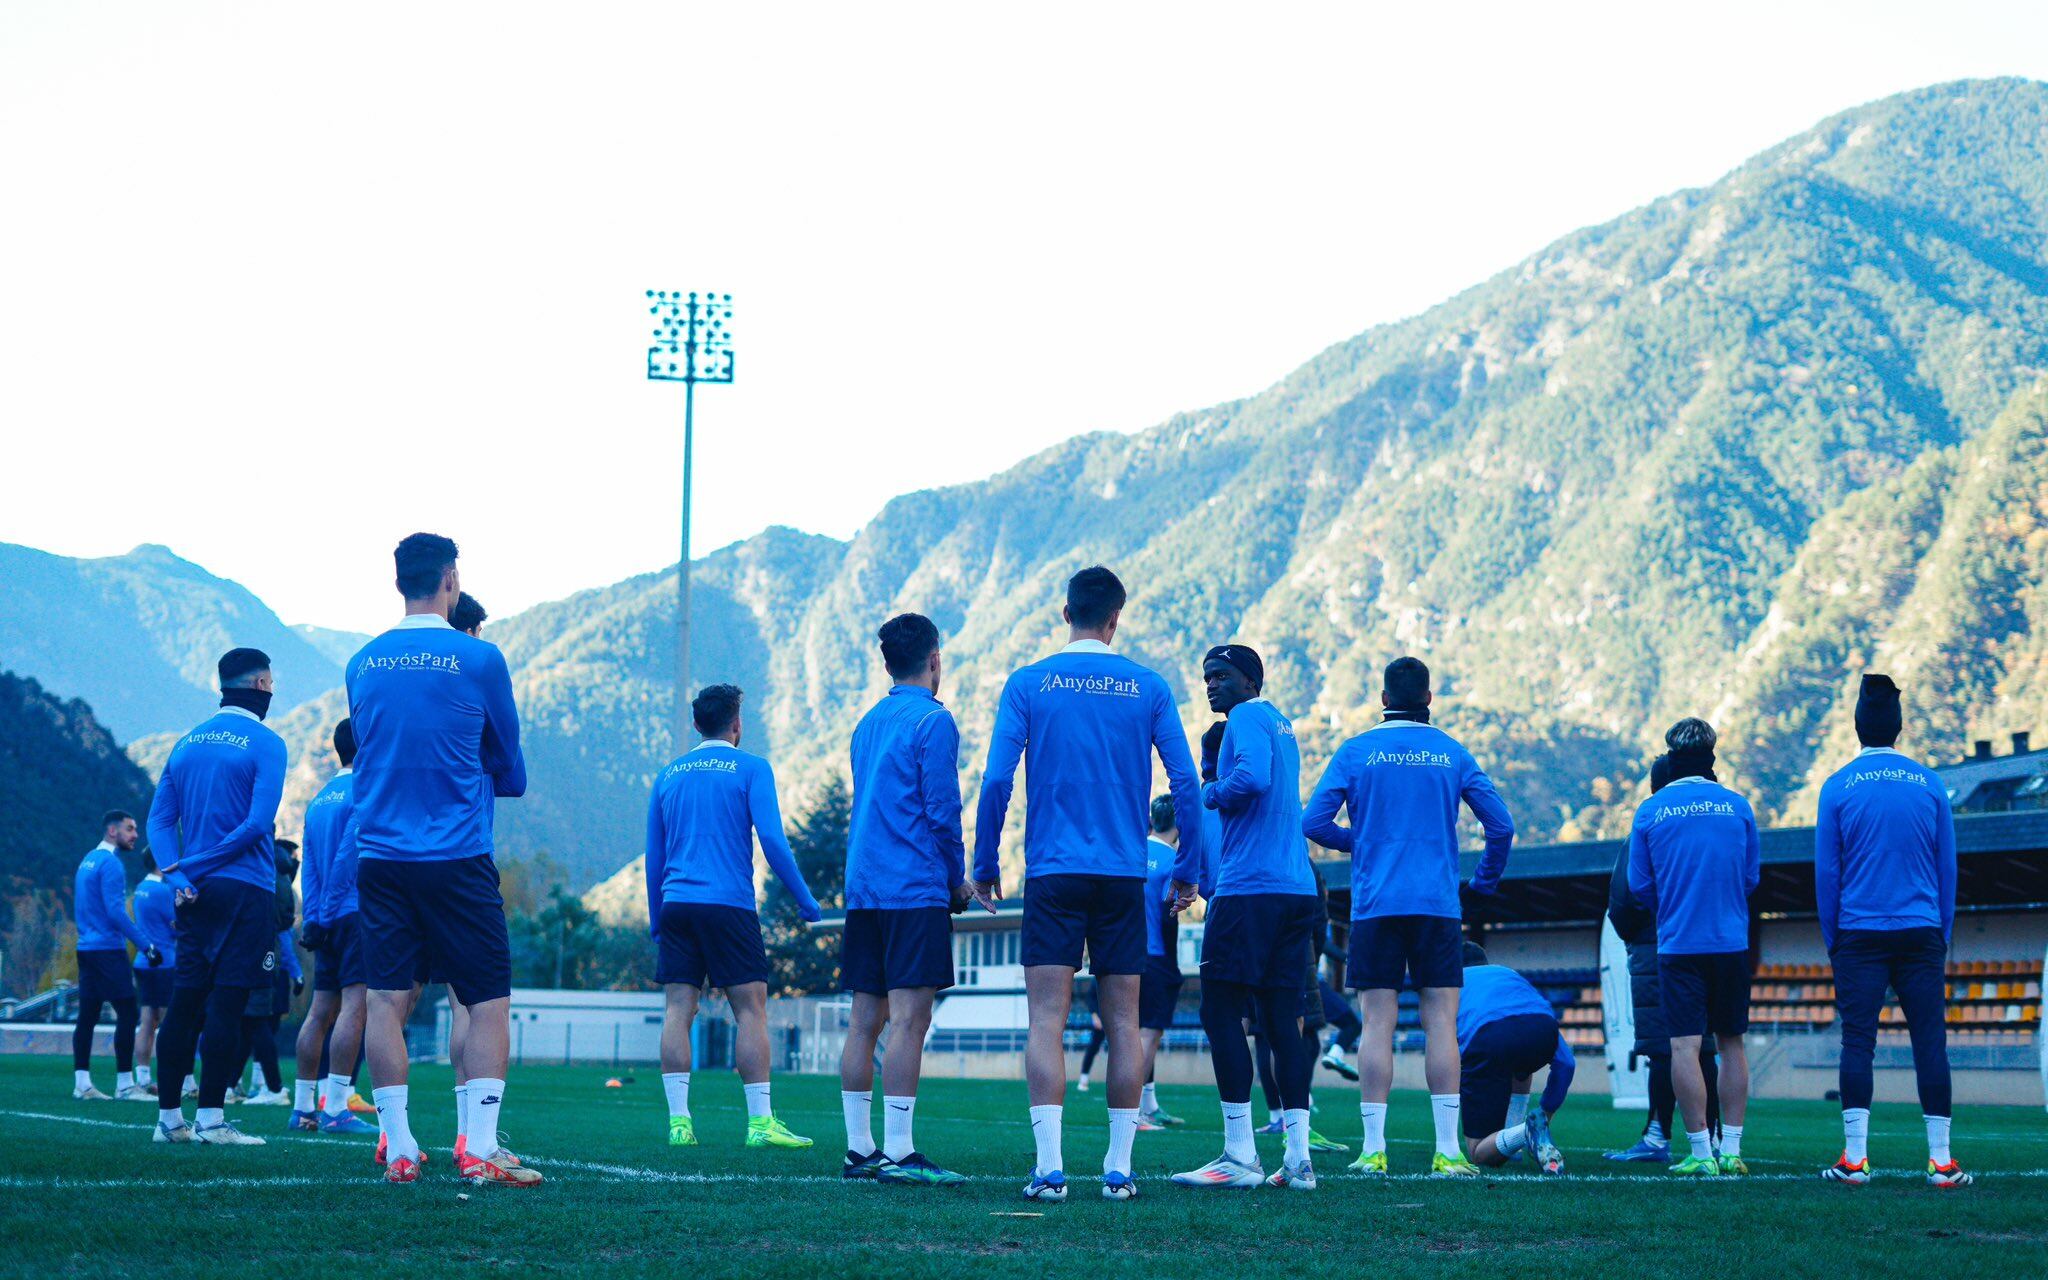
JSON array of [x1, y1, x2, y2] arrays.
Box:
[[1430, 1152, 1482, 1178], [668, 1115, 697, 1146], [1669, 1153, 1721, 1177], [745, 1113, 814, 1149], [1347, 1150, 1389, 1176], [1307, 1129, 1350, 1154]]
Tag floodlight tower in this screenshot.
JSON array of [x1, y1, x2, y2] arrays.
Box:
[[645, 290, 734, 751]]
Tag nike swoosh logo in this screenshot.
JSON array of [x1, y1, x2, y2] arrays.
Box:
[[888, 1104, 911, 1112]]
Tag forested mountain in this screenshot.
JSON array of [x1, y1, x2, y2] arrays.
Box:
[[18, 80, 2048, 904], [0, 672, 153, 894], [0, 542, 344, 742]]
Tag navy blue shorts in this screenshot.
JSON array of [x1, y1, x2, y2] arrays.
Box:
[[656, 901, 770, 990], [357, 856, 511, 1006], [76, 950, 134, 1003], [840, 907, 954, 995], [1461, 1012, 1560, 1138], [134, 965, 174, 1007], [1021, 874, 1146, 975], [1138, 953, 1183, 1029], [1659, 951, 1751, 1039], [1201, 893, 1322, 988], [1348, 914, 1463, 991], [173, 878, 276, 991], [313, 912, 368, 991]]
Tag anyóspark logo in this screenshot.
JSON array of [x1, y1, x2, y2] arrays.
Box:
[[1653, 798, 1737, 824], [666, 757, 740, 779], [182, 729, 250, 750], [1845, 767, 1922, 789], [1364, 748, 1451, 769], [355, 651, 462, 675], [1039, 670, 1141, 699]]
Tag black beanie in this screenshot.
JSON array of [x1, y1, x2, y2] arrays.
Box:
[[1856, 673, 1902, 747], [218, 647, 271, 686], [1204, 643, 1264, 692]]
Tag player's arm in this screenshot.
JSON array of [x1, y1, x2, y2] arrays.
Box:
[[750, 763, 820, 922], [103, 858, 151, 952], [1301, 744, 1356, 853], [1740, 798, 1761, 899], [144, 761, 192, 894], [1934, 785, 1956, 944], [1459, 754, 1515, 892], [644, 783, 667, 938], [1201, 713, 1269, 814], [1625, 814, 1656, 913], [971, 675, 1028, 891], [480, 649, 527, 798], [1813, 787, 1841, 952], [1151, 681, 1207, 886], [1539, 1037, 1575, 1115], [276, 929, 303, 982], [915, 709, 980, 909]]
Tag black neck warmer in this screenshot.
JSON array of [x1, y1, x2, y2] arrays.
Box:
[[221, 687, 272, 721], [1382, 706, 1431, 724]]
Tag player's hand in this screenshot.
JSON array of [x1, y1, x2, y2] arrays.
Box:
[[968, 878, 1002, 911], [145, 945, 163, 968], [799, 899, 823, 924], [1199, 722, 1225, 784], [292, 977, 306, 997], [1170, 880, 1200, 914], [173, 886, 198, 907]]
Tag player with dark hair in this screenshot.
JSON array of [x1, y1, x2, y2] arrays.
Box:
[[972, 566, 1205, 1202], [146, 647, 289, 1145], [837, 613, 981, 1184], [348, 534, 534, 1184], [72, 808, 155, 1100], [649, 682, 821, 1151], [292, 718, 378, 1135], [1135, 794, 1191, 1128], [1816, 675, 1970, 1188], [1456, 942, 1571, 1173], [1172, 644, 1323, 1191], [229, 840, 302, 1105], [131, 848, 177, 1095], [1303, 655, 1513, 1177], [1627, 717, 1760, 1177]]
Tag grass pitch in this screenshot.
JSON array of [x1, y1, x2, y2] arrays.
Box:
[[2, 1054, 2044, 1279]]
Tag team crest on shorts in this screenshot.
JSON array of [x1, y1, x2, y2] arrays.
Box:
[[263, 951, 277, 972]]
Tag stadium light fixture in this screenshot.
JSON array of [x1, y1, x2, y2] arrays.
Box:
[[645, 289, 735, 751]]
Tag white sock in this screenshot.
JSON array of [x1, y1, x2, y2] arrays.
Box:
[[1360, 1100, 1388, 1155], [468, 1078, 503, 1160], [1720, 1123, 1743, 1157], [1429, 1093, 1462, 1159], [1282, 1107, 1311, 1166], [75, 1069, 92, 1092], [883, 1095, 916, 1162], [1140, 1082, 1157, 1114], [1105, 1107, 1138, 1175], [840, 1088, 872, 1154], [1645, 1118, 1667, 1145], [1222, 1100, 1256, 1164], [1842, 1107, 1870, 1163], [158, 1106, 184, 1128], [136, 1065, 153, 1086], [665, 1073, 694, 1120], [293, 1079, 317, 1112], [1498, 1121, 1530, 1157], [117, 1071, 135, 1093], [374, 1085, 417, 1160], [744, 1081, 772, 1120], [1029, 1104, 1064, 1175], [1505, 1093, 1530, 1129], [1926, 1114, 1952, 1165], [1687, 1127, 1713, 1160], [196, 1106, 224, 1128], [455, 1082, 471, 1140], [322, 1073, 352, 1117]]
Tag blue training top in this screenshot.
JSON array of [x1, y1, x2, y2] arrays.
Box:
[[1458, 964, 1576, 1113], [1814, 748, 1956, 949], [145, 706, 288, 893], [74, 843, 147, 953], [845, 685, 966, 910], [301, 770, 359, 924], [1302, 719, 1514, 920], [1203, 698, 1317, 898], [644, 741, 819, 919], [346, 615, 526, 864], [131, 875, 177, 969], [1626, 776, 1761, 955], [973, 640, 1205, 886]]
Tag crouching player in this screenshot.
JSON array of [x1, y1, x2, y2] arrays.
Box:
[[1458, 943, 1570, 1173]]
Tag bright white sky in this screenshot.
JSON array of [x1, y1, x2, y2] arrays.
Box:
[[4, 2, 2045, 634]]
